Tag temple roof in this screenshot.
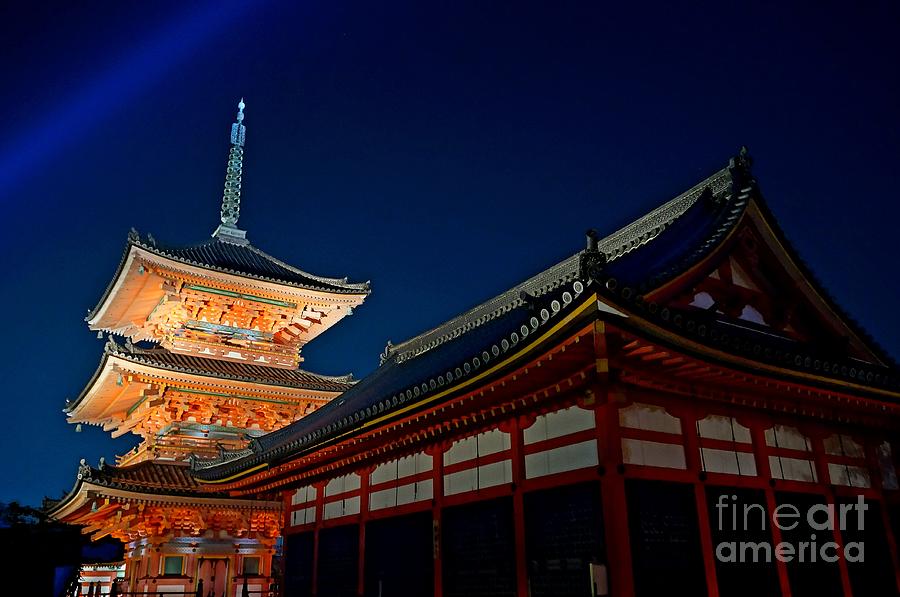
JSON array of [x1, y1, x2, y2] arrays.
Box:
[[46, 459, 279, 523], [107, 338, 355, 391], [191, 150, 900, 482], [135, 232, 370, 294], [87, 232, 370, 323], [88, 100, 369, 322], [77, 460, 209, 496], [66, 338, 355, 419], [381, 165, 734, 365]]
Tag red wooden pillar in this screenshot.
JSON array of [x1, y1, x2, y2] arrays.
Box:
[[808, 435, 854, 597], [595, 384, 635, 597], [681, 407, 720, 597], [749, 423, 792, 597], [358, 469, 371, 597], [312, 481, 326, 597], [430, 444, 445, 597], [509, 418, 529, 597]]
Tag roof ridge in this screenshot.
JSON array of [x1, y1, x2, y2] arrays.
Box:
[[128, 232, 369, 291], [596, 166, 732, 261], [383, 253, 581, 364], [243, 242, 370, 291], [103, 459, 190, 472], [127, 231, 370, 294], [383, 164, 735, 364]]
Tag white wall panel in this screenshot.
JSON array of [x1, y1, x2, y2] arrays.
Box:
[[478, 460, 513, 488], [444, 431, 510, 466], [325, 473, 361, 497], [369, 480, 434, 511], [398, 451, 432, 478], [619, 403, 682, 434], [290, 506, 316, 527], [291, 485, 316, 505], [769, 456, 817, 482], [765, 426, 811, 451], [370, 461, 399, 485], [444, 468, 477, 495], [828, 463, 871, 488], [443, 460, 511, 496], [622, 438, 686, 469], [397, 479, 433, 505], [524, 406, 595, 445], [697, 415, 751, 443], [323, 496, 360, 520], [700, 448, 757, 476], [525, 439, 598, 479]]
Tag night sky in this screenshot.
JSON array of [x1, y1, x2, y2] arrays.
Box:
[[1, 1, 898, 506]]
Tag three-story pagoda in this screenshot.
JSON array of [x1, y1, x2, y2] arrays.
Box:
[[49, 100, 368, 597]]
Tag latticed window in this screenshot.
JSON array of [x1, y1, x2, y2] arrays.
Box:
[[162, 555, 183, 576], [243, 556, 260, 575]]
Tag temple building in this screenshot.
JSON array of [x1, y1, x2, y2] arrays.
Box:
[[191, 149, 900, 597], [48, 100, 369, 596]]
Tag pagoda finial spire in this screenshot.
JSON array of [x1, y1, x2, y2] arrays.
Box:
[[213, 98, 249, 244]]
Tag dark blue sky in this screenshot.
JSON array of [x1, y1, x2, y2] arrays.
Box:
[[1, 1, 898, 506]]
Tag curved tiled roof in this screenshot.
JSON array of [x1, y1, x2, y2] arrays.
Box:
[[81, 460, 203, 494], [382, 165, 735, 366], [139, 234, 370, 294], [46, 459, 278, 518], [105, 339, 355, 391], [190, 150, 900, 481], [66, 338, 354, 415], [87, 232, 370, 321]]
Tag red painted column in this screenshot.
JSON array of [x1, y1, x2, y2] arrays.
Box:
[[430, 444, 445, 597], [358, 469, 371, 597], [509, 419, 529, 597], [750, 423, 792, 597], [312, 481, 326, 597], [595, 387, 635, 597]]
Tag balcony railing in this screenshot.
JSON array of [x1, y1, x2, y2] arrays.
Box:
[[68, 582, 278, 597]]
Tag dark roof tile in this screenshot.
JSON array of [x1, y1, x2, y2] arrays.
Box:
[[104, 339, 356, 392], [143, 236, 369, 294]]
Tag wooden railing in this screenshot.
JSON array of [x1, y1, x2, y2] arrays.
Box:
[[113, 593, 276, 597], [68, 584, 278, 597]]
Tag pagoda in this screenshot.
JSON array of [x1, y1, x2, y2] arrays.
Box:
[[49, 100, 369, 596]]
